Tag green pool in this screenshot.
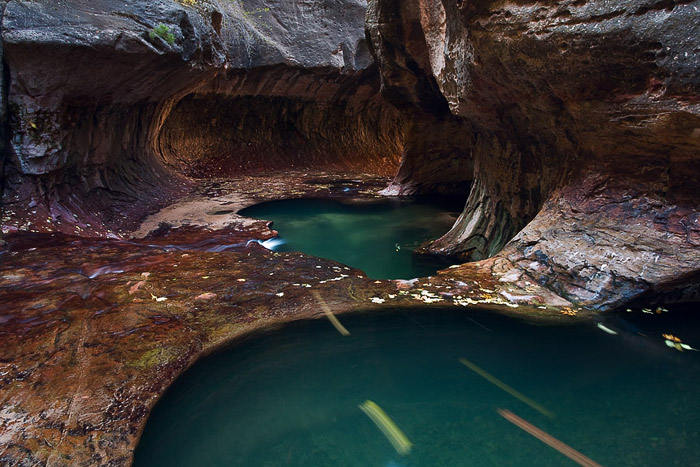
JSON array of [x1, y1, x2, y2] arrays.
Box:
[[134, 307, 700, 466], [239, 198, 462, 279]]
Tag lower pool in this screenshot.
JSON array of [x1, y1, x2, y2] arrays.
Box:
[[134, 307, 700, 466], [239, 198, 462, 279]]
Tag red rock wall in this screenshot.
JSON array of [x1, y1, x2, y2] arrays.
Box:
[[158, 68, 404, 178]]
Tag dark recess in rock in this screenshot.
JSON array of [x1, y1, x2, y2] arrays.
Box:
[[158, 68, 404, 178], [0, 0, 409, 237]]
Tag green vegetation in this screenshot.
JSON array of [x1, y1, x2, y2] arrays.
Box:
[[149, 23, 176, 45], [234, 1, 270, 18], [129, 346, 181, 369]]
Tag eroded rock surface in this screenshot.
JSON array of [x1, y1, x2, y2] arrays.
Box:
[[3, 0, 700, 464], [0, 172, 572, 466], [0, 0, 404, 237], [368, 0, 700, 308]]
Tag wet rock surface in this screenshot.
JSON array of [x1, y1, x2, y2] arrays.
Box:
[[367, 0, 700, 308], [0, 172, 576, 466], [2, 0, 700, 464]]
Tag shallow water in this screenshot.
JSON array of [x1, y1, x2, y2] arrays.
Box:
[[134, 308, 700, 467], [239, 198, 462, 279]]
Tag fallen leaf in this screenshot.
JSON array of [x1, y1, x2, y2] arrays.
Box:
[[129, 281, 145, 295], [150, 293, 168, 302], [195, 292, 217, 300]]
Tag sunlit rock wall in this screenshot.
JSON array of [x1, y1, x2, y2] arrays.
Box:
[[159, 71, 403, 178]]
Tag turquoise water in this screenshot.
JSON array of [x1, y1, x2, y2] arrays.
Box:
[[134, 308, 700, 466], [239, 198, 462, 279]]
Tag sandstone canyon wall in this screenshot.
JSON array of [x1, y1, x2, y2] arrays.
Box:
[[0, 0, 409, 237], [368, 0, 700, 308], [1, 0, 700, 309]]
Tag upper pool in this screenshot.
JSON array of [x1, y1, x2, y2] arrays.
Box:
[[239, 197, 463, 279], [134, 307, 700, 466]]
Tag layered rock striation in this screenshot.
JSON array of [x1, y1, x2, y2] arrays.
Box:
[[0, 0, 405, 237], [2, 2, 700, 464], [368, 0, 700, 308], [3, 0, 700, 308]]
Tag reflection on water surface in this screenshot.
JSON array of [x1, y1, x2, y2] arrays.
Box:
[[240, 198, 463, 279]]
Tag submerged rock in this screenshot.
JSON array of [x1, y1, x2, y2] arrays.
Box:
[[0, 173, 571, 466]]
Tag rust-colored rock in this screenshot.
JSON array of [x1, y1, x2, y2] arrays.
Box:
[[3, 0, 700, 464], [0, 173, 572, 466]]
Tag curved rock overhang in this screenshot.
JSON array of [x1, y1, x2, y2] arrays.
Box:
[[367, 0, 700, 308], [2, 0, 699, 312], [2, 1, 700, 464], [158, 66, 404, 178], [0, 0, 432, 238]]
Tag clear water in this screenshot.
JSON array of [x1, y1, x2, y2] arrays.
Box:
[[134, 308, 700, 467], [239, 198, 462, 279]]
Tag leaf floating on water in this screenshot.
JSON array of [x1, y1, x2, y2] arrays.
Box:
[[459, 357, 555, 418], [596, 323, 618, 335], [358, 400, 413, 455], [663, 334, 698, 351], [313, 290, 350, 336], [663, 333, 681, 343], [498, 409, 601, 467]]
